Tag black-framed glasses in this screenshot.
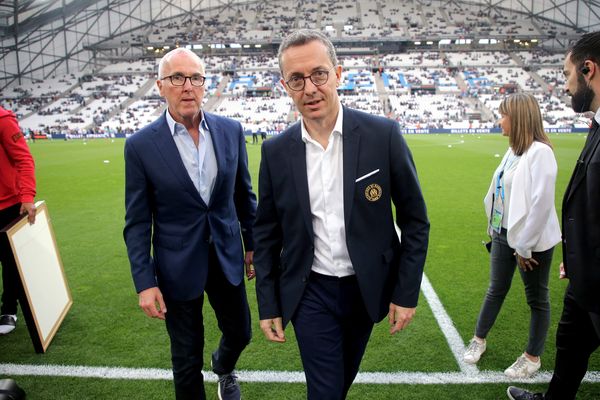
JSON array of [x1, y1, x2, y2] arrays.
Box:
[[161, 73, 206, 87], [285, 66, 336, 91]]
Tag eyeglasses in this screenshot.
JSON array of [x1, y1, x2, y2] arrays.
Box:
[[161, 73, 206, 87], [285, 66, 336, 91]]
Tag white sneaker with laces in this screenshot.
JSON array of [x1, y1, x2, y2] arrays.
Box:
[[463, 337, 486, 364], [504, 353, 541, 379]]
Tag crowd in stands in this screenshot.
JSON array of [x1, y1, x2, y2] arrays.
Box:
[[137, 0, 580, 46], [1, 45, 584, 137]]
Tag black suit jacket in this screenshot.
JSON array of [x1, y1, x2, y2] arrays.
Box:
[[562, 119, 600, 313], [254, 107, 429, 326]]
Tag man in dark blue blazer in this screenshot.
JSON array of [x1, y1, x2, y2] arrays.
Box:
[[254, 30, 429, 400], [123, 48, 256, 400]]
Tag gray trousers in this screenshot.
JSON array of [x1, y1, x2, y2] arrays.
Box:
[[475, 229, 554, 356]]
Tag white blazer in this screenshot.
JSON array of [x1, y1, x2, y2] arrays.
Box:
[[484, 141, 561, 258]]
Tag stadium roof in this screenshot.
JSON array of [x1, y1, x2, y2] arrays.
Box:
[[1, 0, 599, 90]]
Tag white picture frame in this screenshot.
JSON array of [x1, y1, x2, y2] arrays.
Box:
[[0, 201, 72, 353]]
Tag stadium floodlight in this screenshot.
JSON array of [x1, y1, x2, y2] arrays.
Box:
[[255, 44, 262, 48], [164, 46, 170, 50], [230, 43, 242, 48], [439, 39, 451, 45], [414, 41, 421, 45], [426, 41, 433, 45], [146, 46, 154, 50], [243, 44, 250, 48], [192, 44, 203, 49]]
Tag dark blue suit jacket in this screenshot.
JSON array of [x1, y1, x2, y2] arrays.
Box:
[[254, 107, 429, 326], [123, 111, 256, 301]]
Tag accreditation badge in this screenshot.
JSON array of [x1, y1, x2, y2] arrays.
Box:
[[491, 195, 503, 233]]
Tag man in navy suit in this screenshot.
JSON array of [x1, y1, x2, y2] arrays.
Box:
[[123, 48, 256, 400], [254, 30, 430, 400], [508, 31, 600, 400]]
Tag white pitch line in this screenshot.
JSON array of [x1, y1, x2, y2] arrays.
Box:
[[394, 224, 477, 374], [2, 227, 599, 385], [2, 363, 600, 384], [420, 273, 479, 375]]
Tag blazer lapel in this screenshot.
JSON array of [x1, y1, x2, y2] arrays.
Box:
[[564, 121, 600, 204], [152, 112, 204, 204], [204, 113, 224, 207], [342, 107, 360, 227], [289, 126, 314, 239]]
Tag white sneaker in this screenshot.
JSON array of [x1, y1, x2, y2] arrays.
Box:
[[0, 314, 17, 335], [504, 353, 541, 379], [463, 337, 486, 364]]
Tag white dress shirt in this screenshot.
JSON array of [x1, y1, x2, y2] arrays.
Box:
[[166, 110, 217, 205], [301, 105, 354, 277]]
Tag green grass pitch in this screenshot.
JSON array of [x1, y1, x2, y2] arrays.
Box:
[[0, 133, 599, 399]]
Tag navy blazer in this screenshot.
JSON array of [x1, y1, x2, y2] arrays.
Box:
[[123, 111, 256, 301], [562, 120, 600, 313], [254, 107, 429, 326]]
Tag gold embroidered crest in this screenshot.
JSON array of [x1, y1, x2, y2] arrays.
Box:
[[365, 184, 382, 201]]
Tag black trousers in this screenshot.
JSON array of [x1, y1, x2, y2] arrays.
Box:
[[546, 286, 600, 400], [164, 245, 251, 400], [291, 272, 374, 400], [0, 203, 22, 316]]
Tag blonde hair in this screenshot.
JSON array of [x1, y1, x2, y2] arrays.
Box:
[[498, 93, 552, 156]]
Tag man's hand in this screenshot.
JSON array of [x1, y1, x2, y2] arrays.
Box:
[[559, 261, 567, 279], [20, 202, 36, 224], [139, 287, 167, 320], [388, 303, 416, 335], [260, 317, 286, 343], [245, 251, 255, 280]]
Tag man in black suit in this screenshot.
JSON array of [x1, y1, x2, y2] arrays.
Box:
[[508, 31, 600, 400], [253, 29, 429, 400]]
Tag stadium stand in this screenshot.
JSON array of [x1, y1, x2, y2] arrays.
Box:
[[0, 0, 594, 138]]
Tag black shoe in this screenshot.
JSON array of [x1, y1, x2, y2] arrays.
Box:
[[0, 314, 17, 335], [507, 386, 545, 400], [217, 372, 241, 400]]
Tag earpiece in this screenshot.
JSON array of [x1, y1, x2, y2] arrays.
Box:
[[581, 65, 590, 74]]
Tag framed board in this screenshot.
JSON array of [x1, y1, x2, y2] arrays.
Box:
[[0, 201, 72, 353]]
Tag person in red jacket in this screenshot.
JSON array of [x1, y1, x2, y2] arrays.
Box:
[[0, 106, 36, 335]]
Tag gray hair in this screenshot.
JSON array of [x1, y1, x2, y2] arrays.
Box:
[[277, 29, 338, 75], [157, 48, 204, 79]]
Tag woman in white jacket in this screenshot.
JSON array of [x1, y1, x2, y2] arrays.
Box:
[[463, 93, 561, 379]]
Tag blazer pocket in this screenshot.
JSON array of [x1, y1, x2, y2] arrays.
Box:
[[229, 221, 241, 236], [381, 247, 396, 264], [155, 234, 184, 250], [356, 169, 380, 183]]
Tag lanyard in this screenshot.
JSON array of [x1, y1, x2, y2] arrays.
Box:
[[495, 153, 516, 203], [491, 152, 517, 233]]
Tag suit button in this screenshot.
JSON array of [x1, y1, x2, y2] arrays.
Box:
[[302, 277, 307, 283]]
